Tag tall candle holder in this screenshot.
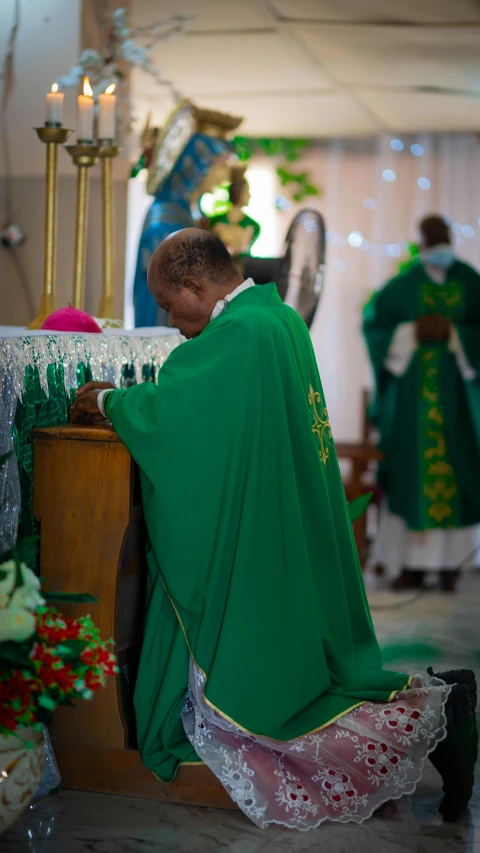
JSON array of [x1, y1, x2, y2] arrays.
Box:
[[97, 141, 121, 318], [29, 125, 72, 329], [65, 142, 100, 310]]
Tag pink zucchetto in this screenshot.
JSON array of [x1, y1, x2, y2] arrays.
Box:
[[41, 306, 103, 333]]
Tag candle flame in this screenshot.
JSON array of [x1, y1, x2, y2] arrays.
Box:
[[83, 77, 93, 98], [51, 83, 59, 93], [105, 84, 116, 95]]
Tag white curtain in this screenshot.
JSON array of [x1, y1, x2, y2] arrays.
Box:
[[124, 134, 480, 441], [275, 134, 480, 441]]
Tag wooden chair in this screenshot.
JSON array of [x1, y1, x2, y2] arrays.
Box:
[[335, 390, 383, 566]]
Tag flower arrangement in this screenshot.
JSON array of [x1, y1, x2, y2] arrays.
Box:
[[0, 555, 118, 744]]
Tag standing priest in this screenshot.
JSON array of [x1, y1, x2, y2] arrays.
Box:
[[364, 215, 480, 592], [71, 229, 475, 829]]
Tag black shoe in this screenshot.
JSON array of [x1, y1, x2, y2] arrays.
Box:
[[427, 667, 477, 713], [391, 569, 425, 591], [428, 682, 477, 821], [440, 570, 460, 592]]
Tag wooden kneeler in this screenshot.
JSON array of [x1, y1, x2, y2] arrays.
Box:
[[33, 424, 235, 809]]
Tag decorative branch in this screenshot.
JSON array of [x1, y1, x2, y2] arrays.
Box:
[[57, 8, 193, 137]]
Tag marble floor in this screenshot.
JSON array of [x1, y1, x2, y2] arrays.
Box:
[[4, 571, 480, 853]]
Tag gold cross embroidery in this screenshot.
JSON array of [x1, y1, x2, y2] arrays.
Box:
[[308, 384, 332, 465]]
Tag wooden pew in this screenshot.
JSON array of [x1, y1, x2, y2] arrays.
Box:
[[33, 423, 235, 808]]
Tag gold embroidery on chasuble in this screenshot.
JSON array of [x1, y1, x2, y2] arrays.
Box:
[[420, 278, 460, 528], [421, 350, 457, 525], [308, 385, 333, 465], [422, 279, 461, 310]]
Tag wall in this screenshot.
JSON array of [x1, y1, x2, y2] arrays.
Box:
[[0, 0, 129, 326]]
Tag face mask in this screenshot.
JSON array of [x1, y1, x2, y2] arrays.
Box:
[[421, 244, 455, 268]]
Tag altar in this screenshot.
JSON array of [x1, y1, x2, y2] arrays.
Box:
[[31, 420, 234, 808], [0, 324, 241, 806], [0, 326, 182, 558]]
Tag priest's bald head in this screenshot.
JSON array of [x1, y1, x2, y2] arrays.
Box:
[[147, 228, 244, 339]]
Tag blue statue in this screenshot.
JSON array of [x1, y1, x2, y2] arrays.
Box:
[[134, 101, 242, 327]]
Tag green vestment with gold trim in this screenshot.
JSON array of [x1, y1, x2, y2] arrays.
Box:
[[363, 260, 480, 532], [106, 284, 409, 782]]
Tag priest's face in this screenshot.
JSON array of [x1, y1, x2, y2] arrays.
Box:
[[149, 275, 217, 339]]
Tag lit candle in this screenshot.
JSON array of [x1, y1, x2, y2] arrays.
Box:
[[98, 84, 116, 141], [46, 83, 64, 125], [77, 77, 94, 141]]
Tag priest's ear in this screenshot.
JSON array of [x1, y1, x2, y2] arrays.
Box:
[[182, 277, 204, 300]]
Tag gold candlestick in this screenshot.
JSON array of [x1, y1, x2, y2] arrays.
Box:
[[65, 143, 100, 310], [97, 142, 120, 318], [29, 125, 72, 329]]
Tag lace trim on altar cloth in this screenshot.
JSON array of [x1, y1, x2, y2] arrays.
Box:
[[181, 663, 451, 830]]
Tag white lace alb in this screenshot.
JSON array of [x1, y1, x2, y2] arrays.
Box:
[[182, 664, 451, 831]]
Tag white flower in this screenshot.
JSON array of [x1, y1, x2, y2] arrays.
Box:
[[0, 560, 17, 607], [121, 40, 146, 64], [0, 605, 36, 642], [10, 585, 45, 612], [0, 561, 44, 611], [56, 65, 84, 88], [78, 49, 101, 67], [19, 563, 42, 592]]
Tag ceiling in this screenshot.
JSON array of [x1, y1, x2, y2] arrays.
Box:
[[130, 0, 480, 138]]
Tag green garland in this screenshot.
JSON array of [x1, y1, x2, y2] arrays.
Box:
[[233, 137, 321, 205], [233, 137, 309, 162]]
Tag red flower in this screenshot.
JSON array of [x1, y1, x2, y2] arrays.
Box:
[[54, 664, 78, 694], [102, 656, 117, 677], [0, 706, 18, 732], [64, 619, 81, 640], [84, 669, 105, 691], [0, 676, 40, 732], [31, 643, 63, 687], [0, 607, 117, 735], [0, 675, 38, 706], [80, 645, 117, 676], [36, 609, 84, 644], [81, 646, 109, 666], [36, 610, 70, 644]]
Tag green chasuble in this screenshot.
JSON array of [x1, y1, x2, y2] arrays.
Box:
[[363, 259, 480, 532], [106, 284, 409, 782]]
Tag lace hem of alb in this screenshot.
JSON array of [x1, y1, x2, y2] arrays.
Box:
[[181, 664, 451, 831]]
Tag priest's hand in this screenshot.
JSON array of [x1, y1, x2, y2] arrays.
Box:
[[75, 381, 117, 396], [416, 314, 451, 343], [70, 381, 117, 424], [70, 390, 106, 424]]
